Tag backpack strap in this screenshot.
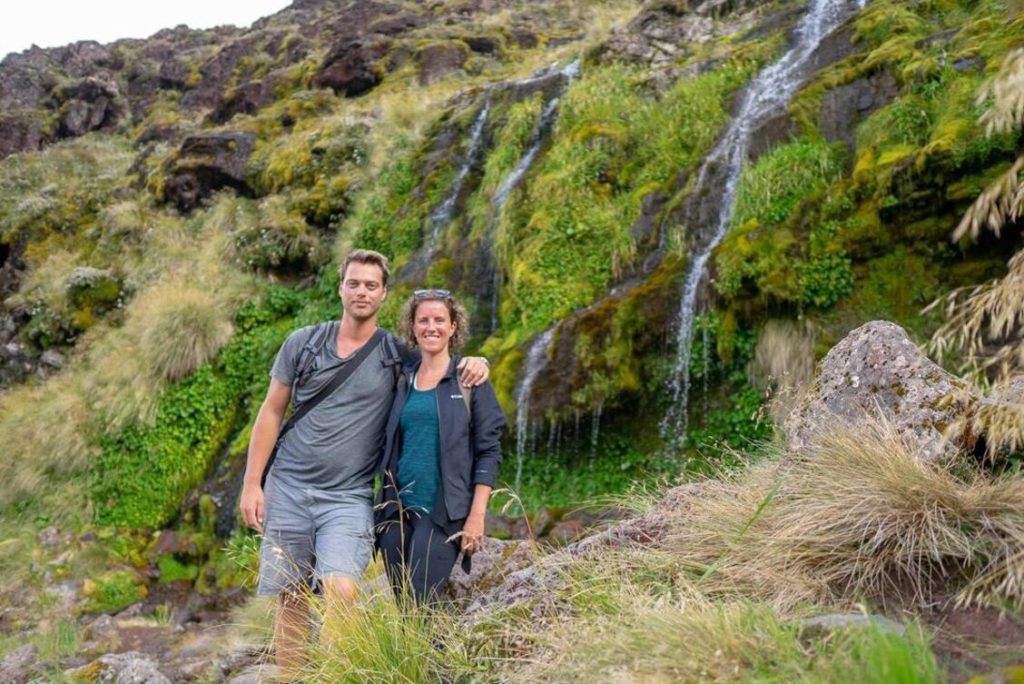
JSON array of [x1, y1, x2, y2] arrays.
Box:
[[293, 321, 332, 390], [380, 331, 404, 387]]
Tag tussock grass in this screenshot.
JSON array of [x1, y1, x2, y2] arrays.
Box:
[[509, 580, 941, 683], [928, 251, 1024, 380], [664, 419, 1024, 611], [136, 283, 234, 381]]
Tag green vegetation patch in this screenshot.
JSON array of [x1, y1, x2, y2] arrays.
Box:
[[83, 569, 147, 614], [92, 289, 304, 530]]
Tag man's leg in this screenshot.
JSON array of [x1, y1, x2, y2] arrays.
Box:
[[257, 476, 317, 677], [274, 592, 310, 675]]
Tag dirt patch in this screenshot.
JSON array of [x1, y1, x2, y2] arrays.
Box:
[[926, 606, 1024, 683]]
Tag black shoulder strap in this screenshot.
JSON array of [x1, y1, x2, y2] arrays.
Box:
[[380, 331, 403, 386], [261, 328, 386, 486], [293, 322, 332, 390]]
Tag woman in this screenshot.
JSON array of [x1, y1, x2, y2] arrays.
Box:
[[376, 289, 505, 604]]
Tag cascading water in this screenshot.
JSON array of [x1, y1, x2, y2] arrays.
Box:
[[661, 0, 867, 446], [514, 328, 554, 496], [422, 102, 491, 263], [486, 59, 581, 332]]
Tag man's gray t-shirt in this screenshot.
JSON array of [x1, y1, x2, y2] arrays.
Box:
[[269, 322, 396, 491]]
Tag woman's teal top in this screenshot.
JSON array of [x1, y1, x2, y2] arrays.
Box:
[[396, 382, 441, 514]]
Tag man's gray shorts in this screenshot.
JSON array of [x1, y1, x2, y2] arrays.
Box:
[[257, 473, 374, 596]]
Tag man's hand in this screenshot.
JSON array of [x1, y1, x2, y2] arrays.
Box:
[[240, 482, 265, 533], [457, 356, 489, 387], [461, 512, 485, 555]]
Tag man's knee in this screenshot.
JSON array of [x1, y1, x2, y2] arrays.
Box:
[[321, 575, 360, 604]]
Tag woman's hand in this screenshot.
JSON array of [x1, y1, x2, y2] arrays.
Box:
[[456, 356, 489, 386], [240, 482, 265, 533], [461, 512, 485, 555]]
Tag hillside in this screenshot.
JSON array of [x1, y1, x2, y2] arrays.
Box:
[[0, 0, 1022, 681]]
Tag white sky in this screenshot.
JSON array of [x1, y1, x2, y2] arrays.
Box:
[[1, 1, 292, 60]]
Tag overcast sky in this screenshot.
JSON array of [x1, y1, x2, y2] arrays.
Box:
[[1, 1, 292, 60]]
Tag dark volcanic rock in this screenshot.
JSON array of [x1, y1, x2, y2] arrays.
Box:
[[313, 36, 391, 97], [417, 42, 469, 85], [163, 132, 255, 212], [466, 36, 501, 54], [0, 110, 52, 159], [51, 77, 126, 138], [783, 321, 973, 464]]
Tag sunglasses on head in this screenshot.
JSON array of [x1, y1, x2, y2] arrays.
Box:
[[413, 288, 452, 300]]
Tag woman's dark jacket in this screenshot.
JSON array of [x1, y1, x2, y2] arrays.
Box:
[[375, 355, 505, 537]]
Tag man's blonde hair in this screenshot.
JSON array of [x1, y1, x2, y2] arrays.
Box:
[[339, 249, 390, 286]]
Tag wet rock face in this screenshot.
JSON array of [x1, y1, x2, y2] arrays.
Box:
[[819, 68, 898, 154], [783, 321, 971, 464], [163, 132, 256, 212]]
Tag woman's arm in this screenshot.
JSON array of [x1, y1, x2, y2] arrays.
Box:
[[463, 381, 506, 554], [461, 484, 492, 555]]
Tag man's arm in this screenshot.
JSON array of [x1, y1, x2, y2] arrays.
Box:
[[239, 379, 292, 532], [392, 337, 490, 386]]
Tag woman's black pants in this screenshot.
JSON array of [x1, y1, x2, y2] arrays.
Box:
[[377, 511, 459, 605]]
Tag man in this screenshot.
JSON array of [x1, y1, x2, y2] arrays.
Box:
[[239, 249, 488, 673]]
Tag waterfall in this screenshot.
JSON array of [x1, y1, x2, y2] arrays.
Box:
[[514, 328, 554, 496], [422, 102, 490, 262], [661, 0, 867, 446], [589, 400, 604, 469], [487, 59, 581, 333]]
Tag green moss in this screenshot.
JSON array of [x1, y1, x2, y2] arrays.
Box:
[[83, 569, 147, 613], [156, 555, 199, 584], [496, 58, 759, 334]]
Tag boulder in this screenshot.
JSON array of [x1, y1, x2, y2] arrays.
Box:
[[783, 321, 972, 464], [68, 651, 170, 683], [417, 42, 468, 85], [312, 37, 391, 97], [51, 77, 125, 138], [0, 643, 40, 684], [464, 483, 702, 618], [797, 613, 905, 638], [0, 110, 51, 160], [446, 537, 534, 601], [163, 132, 255, 212]]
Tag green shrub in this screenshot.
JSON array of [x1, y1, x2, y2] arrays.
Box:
[[801, 252, 855, 308]]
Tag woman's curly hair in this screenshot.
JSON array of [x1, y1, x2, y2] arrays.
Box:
[[397, 292, 470, 352]]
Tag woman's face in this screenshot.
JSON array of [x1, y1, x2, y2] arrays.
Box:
[[413, 299, 456, 354]]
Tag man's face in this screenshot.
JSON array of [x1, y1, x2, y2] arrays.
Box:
[[339, 261, 387, 322]]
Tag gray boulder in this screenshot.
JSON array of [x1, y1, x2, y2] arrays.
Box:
[[68, 651, 170, 684], [0, 644, 40, 684], [783, 321, 971, 464], [463, 483, 703, 618]]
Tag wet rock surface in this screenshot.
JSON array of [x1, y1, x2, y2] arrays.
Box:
[[783, 321, 972, 464]]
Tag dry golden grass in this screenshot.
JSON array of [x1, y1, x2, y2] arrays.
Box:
[[663, 418, 1024, 611], [931, 46, 1024, 381], [952, 155, 1023, 242], [977, 47, 1024, 138], [927, 250, 1024, 380]]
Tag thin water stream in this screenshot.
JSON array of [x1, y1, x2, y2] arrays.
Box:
[[661, 0, 868, 446]]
